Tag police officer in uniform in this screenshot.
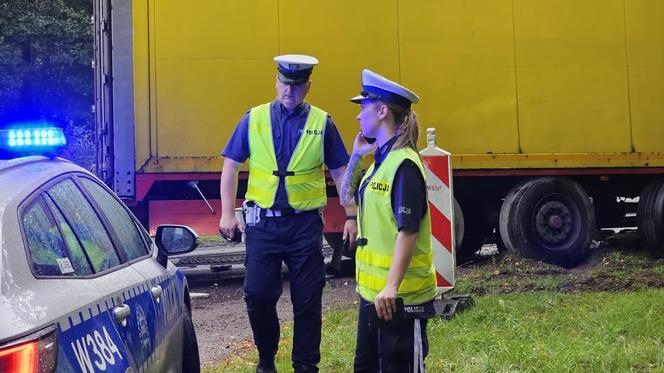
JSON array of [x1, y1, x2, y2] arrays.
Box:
[[219, 55, 357, 373], [339, 69, 437, 372]]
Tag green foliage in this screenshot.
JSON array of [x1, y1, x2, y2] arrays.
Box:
[[0, 0, 94, 168]]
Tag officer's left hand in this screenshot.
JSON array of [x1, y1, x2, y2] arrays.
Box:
[[375, 286, 398, 321], [343, 219, 357, 249], [352, 131, 378, 157]]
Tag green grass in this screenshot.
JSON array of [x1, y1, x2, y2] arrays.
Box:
[[197, 235, 225, 244], [205, 248, 664, 372], [207, 290, 664, 373], [428, 291, 664, 372], [198, 234, 225, 246]]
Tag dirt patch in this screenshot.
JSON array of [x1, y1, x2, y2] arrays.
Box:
[[190, 275, 358, 368], [453, 234, 664, 296], [560, 270, 664, 293], [455, 231, 664, 295]]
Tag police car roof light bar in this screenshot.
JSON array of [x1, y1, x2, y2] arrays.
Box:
[[1, 127, 67, 150], [0, 126, 67, 159]]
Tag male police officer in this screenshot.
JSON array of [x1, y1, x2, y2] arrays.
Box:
[[219, 55, 357, 373]]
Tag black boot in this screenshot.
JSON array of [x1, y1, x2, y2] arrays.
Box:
[[256, 357, 277, 373], [294, 365, 318, 373]]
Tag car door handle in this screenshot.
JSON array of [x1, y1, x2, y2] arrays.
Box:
[[151, 285, 163, 302], [114, 304, 131, 327]]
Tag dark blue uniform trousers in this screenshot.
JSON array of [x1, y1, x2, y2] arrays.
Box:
[[244, 211, 326, 371], [354, 298, 430, 372]]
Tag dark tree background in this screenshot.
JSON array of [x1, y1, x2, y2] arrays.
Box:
[[0, 0, 95, 168]]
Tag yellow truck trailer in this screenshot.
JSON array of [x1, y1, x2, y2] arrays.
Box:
[[94, 0, 664, 267]]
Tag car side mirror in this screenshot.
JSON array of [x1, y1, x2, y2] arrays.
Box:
[[155, 225, 199, 258]]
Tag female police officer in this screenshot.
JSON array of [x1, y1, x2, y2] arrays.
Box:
[[340, 69, 437, 372], [219, 55, 357, 373]]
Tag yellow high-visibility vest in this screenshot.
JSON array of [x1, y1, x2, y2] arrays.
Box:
[[356, 147, 437, 305], [245, 103, 327, 210]]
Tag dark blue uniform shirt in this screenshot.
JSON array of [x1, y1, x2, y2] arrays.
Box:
[[356, 136, 427, 232], [222, 100, 350, 210]]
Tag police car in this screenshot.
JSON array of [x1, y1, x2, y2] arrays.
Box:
[[0, 125, 201, 373]]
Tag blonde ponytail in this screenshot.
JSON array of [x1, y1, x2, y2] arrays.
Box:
[[384, 101, 419, 150]]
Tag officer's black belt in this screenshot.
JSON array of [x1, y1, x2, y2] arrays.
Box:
[[259, 207, 301, 217], [246, 201, 313, 217], [273, 170, 295, 177], [356, 238, 368, 246]]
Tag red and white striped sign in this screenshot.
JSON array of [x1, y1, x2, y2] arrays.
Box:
[[420, 129, 455, 294]]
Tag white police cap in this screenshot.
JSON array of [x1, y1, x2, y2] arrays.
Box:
[[274, 54, 319, 85], [350, 69, 419, 108]]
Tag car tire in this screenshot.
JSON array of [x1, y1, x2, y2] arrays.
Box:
[[500, 177, 594, 268], [182, 306, 200, 373]]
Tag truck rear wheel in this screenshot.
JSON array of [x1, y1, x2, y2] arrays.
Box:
[[324, 233, 343, 254], [453, 198, 464, 252], [499, 177, 595, 267], [455, 198, 491, 260], [637, 179, 664, 257], [499, 179, 536, 256], [324, 233, 356, 257]]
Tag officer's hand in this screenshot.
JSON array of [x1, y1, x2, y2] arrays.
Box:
[[353, 131, 378, 157], [375, 286, 398, 321], [219, 214, 239, 240], [342, 219, 357, 248]]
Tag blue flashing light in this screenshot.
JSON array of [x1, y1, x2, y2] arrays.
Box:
[[1, 125, 67, 152]]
